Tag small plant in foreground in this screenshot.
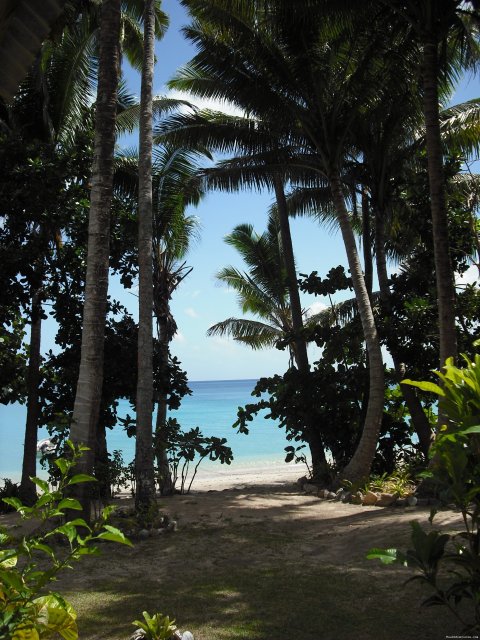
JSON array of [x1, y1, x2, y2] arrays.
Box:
[[0, 440, 132, 640], [132, 611, 179, 640], [368, 347, 480, 632]]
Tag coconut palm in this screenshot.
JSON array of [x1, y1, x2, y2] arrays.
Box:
[[0, 6, 124, 503], [69, 0, 168, 518], [375, 0, 480, 368], [135, 0, 160, 511], [160, 1, 394, 482], [151, 146, 204, 494]]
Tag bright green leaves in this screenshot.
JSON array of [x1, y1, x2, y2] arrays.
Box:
[[95, 525, 133, 547], [0, 441, 131, 640], [369, 348, 480, 630], [132, 611, 178, 640]]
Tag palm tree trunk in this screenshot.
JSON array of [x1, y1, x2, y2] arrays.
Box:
[[69, 0, 121, 521], [273, 177, 309, 373], [155, 315, 174, 495], [273, 177, 329, 481], [374, 206, 432, 459], [422, 33, 457, 367], [361, 188, 373, 297], [20, 288, 42, 504], [135, 0, 156, 511], [330, 172, 385, 483]]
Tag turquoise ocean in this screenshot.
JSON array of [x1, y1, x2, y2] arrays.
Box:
[[0, 379, 293, 482]]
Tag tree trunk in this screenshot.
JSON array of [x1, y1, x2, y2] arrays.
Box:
[[69, 0, 121, 522], [273, 177, 329, 481], [273, 177, 310, 373], [155, 315, 174, 495], [374, 206, 432, 459], [20, 288, 42, 504], [330, 172, 385, 483], [135, 0, 156, 511], [361, 188, 373, 298], [422, 33, 457, 368]]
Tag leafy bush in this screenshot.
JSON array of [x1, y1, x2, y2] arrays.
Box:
[[0, 441, 131, 640], [0, 479, 20, 514], [132, 611, 178, 640], [162, 419, 233, 494], [368, 348, 480, 632]]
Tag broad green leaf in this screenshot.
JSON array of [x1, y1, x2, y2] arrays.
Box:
[[459, 425, 480, 435], [54, 458, 70, 475], [366, 548, 401, 564], [29, 542, 55, 558], [12, 625, 40, 640], [35, 493, 54, 508], [57, 498, 82, 511], [3, 497, 23, 511], [96, 526, 132, 547], [54, 524, 77, 545], [0, 549, 17, 568], [67, 474, 97, 486], [401, 379, 445, 396], [31, 477, 50, 492], [67, 518, 90, 530], [34, 594, 78, 640]]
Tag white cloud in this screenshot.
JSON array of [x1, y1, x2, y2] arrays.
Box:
[[173, 330, 186, 344], [211, 336, 237, 351], [185, 307, 199, 318], [305, 301, 327, 317], [191, 289, 202, 299]]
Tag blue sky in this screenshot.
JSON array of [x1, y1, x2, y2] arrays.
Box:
[[43, 0, 479, 382]]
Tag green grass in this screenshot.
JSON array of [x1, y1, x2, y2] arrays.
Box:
[[61, 518, 459, 640]]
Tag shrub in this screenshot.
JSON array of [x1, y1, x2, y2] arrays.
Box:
[[0, 440, 131, 640], [368, 347, 480, 632]]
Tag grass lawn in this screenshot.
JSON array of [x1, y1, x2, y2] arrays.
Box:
[[53, 485, 463, 639]]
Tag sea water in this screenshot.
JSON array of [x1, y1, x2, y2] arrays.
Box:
[[0, 379, 293, 482]]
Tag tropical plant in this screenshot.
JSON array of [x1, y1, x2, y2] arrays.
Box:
[[0, 441, 132, 640], [160, 1, 392, 482], [161, 418, 233, 494], [368, 345, 480, 632], [135, 0, 164, 513], [132, 611, 178, 640]]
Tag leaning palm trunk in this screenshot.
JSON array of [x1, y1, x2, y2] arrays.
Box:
[[374, 207, 432, 458], [69, 0, 121, 520], [20, 287, 42, 504], [329, 172, 385, 483], [273, 177, 329, 481], [422, 35, 458, 367], [135, 0, 156, 511], [273, 177, 309, 373]]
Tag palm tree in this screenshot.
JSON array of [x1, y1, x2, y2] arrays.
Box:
[[0, 8, 116, 503], [208, 219, 296, 358], [150, 145, 203, 494], [208, 216, 331, 477], [163, 1, 390, 482], [375, 0, 480, 368], [69, 0, 122, 517], [69, 0, 167, 517], [135, 0, 162, 512]]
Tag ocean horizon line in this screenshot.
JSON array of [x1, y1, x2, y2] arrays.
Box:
[[188, 377, 259, 384]]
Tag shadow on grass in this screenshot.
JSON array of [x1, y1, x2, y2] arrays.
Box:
[[63, 486, 463, 640]]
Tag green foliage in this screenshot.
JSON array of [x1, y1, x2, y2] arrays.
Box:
[[351, 469, 416, 498], [0, 479, 20, 514], [161, 418, 233, 494], [132, 611, 178, 640], [368, 347, 480, 632], [0, 441, 131, 640]]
